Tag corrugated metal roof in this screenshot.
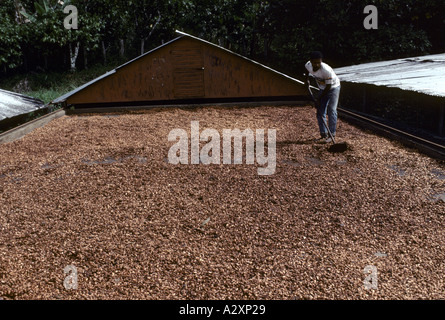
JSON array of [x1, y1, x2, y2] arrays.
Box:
[[0, 89, 45, 122], [334, 53, 445, 97]]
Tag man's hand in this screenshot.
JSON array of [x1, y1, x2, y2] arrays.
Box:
[[305, 72, 310, 87], [308, 92, 319, 108], [313, 98, 320, 109], [319, 84, 331, 101]]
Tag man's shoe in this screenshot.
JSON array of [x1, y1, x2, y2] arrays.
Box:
[[314, 135, 328, 143]]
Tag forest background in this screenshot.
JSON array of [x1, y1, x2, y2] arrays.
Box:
[[1, 0, 444, 103]]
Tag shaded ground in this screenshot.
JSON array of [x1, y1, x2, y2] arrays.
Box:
[[0, 105, 444, 299]]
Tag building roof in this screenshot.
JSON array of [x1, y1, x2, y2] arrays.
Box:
[[51, 30, 306, 105], [334, 53, 445, 97], [0, 89, 45, 122], [51, 34, 183, 104]]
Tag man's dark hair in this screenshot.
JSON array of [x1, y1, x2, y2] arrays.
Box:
[[310, 51, 323, 60]]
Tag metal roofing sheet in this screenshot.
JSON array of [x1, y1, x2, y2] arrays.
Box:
[[0, 89, 45, 121], [334, 53, 445, 97]]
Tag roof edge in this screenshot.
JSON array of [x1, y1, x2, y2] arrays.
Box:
[[175, 30, 305, 85], [51, 35, 185, 105], [51, 70, 117, 104]]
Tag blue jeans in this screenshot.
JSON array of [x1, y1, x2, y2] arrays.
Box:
[[316, 85, 340, 137]]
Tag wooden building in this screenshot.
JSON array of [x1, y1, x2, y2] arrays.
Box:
[[52, 31, 307, 108]]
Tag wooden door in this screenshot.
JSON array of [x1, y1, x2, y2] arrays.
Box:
[[172, 43, 205, 99]]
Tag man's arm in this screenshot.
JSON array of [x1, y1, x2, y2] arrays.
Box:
[[319, 84, 331, 100], [305, 72, 313, 96], [305, 73, 319, 107], [319, 67, 335, 100]]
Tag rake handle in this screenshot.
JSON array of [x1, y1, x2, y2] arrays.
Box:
[[307, 86, 336, 144]]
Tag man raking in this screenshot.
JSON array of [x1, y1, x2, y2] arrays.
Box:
[[305, 51, 341, 144]]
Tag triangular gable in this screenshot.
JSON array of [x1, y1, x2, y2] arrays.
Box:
[[52, 31, 307, 107]]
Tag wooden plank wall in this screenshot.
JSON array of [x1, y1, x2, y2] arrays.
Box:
[[66, 37, 306, 105], [172, 41, 205, 98]]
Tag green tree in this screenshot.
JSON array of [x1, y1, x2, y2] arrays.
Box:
[[66, 0, 102, 70], [128, 0, 164, 55], [2, 0, 444, 76], [0, 0, 23, 73], [19, 0, 101, 72], [20, 0, 73, 70], [83, 0, 130, 64]]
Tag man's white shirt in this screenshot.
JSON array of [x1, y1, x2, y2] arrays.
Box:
[[305, 61, 340, 90]]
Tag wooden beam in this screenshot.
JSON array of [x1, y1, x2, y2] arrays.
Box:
[[64, 101, 310, 115], [0, 108, 66, 145], [439, 104, 445, 137]]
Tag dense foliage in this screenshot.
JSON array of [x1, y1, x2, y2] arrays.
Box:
[[1, 0, 444, 78]]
